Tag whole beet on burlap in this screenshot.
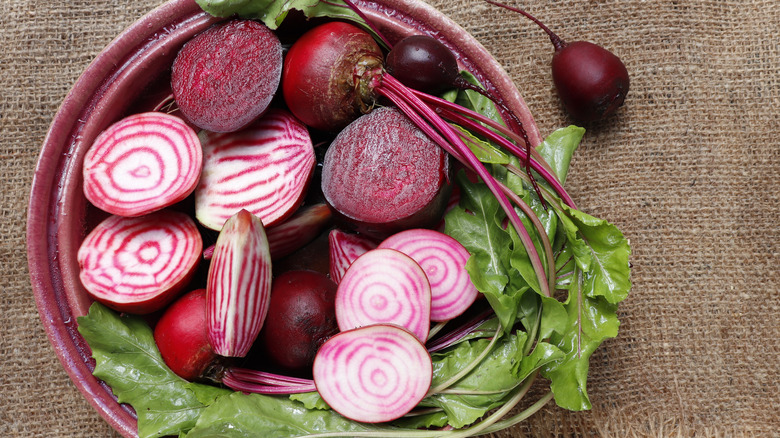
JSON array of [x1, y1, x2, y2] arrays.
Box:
[[2, 0, 778, 436]]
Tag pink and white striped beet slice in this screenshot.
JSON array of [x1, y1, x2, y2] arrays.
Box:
[[336, 248, 431, 342], [313, 324, 432, 423], [82, 112, 202, 217], [195, 108, 315, 231], [328, 229, 377, 283], [77, 210, 202, 314], [207, 209, 273, 357], [378, 229, 478, 321]]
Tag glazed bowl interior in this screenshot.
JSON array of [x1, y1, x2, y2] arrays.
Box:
[[26, 0, 538, 436]]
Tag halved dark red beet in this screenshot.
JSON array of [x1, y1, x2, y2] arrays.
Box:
[[171, 19, 283, 133], [320, 107, 451, 238]]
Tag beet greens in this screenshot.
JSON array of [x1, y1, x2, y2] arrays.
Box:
[[76, 1, 632, 436]]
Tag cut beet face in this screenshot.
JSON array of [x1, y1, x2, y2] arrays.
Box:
[[171, 19, 283, 133], [378, 229, 478, 321], [195, 108, 315, 231], [328, 228, 377, 284], [321, 107, 451, 238], [77, 210, 202, 314], [207, 209, 273, 358], [336, 248, 431, 342], [82, 112, 202, 217], [313, 324, 432, 423]]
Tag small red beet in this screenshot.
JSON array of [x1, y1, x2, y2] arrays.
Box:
[[154, 289, 218, 381]]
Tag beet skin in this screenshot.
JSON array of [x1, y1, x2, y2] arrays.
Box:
[[321, 107, 451, 238], [257, 270, 339, 375]]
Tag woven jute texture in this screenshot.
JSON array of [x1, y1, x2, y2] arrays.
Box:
[[2, 0, 778, 436]]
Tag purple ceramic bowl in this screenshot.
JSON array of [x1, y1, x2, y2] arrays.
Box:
[[27, 0, 540, 436]]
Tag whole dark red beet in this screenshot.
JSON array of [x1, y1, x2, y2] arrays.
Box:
[[258, 270, 339, 375], [153, 289, 218, 381], [486, 0, 630, 123], [171, 19, 282, 132], [385, 35, 460, 95], [552, 41, 629, 123], [321, 107, 451, 238]]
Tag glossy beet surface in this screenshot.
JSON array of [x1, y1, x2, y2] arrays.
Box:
[[282, 21, 383, 132], [27, 1, 539, 435], [154, 289, 217, 381], [385, 34, 460, 94], [257, 270, 338, 375], [552, 40, 630, 122]]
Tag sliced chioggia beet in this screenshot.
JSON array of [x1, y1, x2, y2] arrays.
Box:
[[207, 209, 273, 357], [82, 112, 202, 217], [195, 108, 315, 231], [266, 203, 333, 260], [335, 248, 431, 342], [378, 229, 478, 321], [171, 19, 283, 133], [321, 107, 451, 238], [313, 324, 432, 423], [77, 210, 202, 314], [202, 203, 332, 261], [328, 228, 377, 284]]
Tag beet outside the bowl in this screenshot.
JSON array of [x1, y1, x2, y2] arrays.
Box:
[[26, 1, 542, 436]]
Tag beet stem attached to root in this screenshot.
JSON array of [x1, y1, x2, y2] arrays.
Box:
[[337, 0, 550, 207], [485, 0, 630, 123]]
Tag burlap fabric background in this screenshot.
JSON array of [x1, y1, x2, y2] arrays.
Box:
[[2, 0, 777, 436]]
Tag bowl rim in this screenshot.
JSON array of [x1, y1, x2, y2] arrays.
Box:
[[26, 1, 539, 436]]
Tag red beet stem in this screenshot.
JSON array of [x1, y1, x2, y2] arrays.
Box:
[[409, 90, 577, 209], [221, 368, 316, 394], [377, 74, 552, 298], [485, 0, 567, 51]]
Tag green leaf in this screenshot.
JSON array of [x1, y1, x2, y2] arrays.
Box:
[[453, 125, 510, 164], [445, 173, 516, 330], [541, 272, 621, 411], [536, 126, 585, 185], [77, 303, 231, 438], [421, 334, 526, 428], [453, 71, 504, 125], [195, 0, 363, 30], [288, 392, 329, 410], [512, 340, 565, 382], [186, 392, 382, 437], [557, 205, 632, 304]]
